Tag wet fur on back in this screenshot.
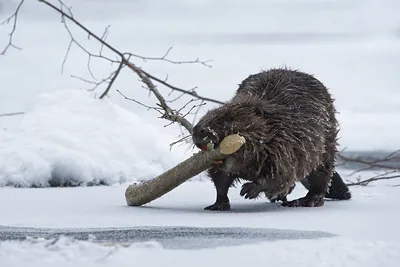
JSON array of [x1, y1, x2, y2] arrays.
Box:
[[192, 68, 344, 210]]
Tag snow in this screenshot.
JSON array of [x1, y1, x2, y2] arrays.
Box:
[[1, 0, 400, 151], [0, 175, 400, 266], [0, 90, 192, 187], [1, 0, 400, 266], [0, 236, 399, 267]]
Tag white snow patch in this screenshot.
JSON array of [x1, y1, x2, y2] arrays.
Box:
[[0, 90, 192, 188], [0, 171, 399, 266], [0, 236, 399, 267]]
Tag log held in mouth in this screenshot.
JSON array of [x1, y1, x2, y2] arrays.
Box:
[[219, 134, 246, 155], [125, 134, 246, 207], [200, 142, 216, 152]]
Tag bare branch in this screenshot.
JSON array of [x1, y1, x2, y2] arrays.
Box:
[[2, 0, 222, 135], [180, 101, 206, 119], [192, 100, 205, 125], [61, 39, 73, 73], [125, 134, 246, 207], [169, 135, 193, 150], [0, 0, 25, 55], [0, 112, 25, 118], [38, 0, 123, 57], [99, 60, 124, 99], [339, 149, 400, 186], [138, 68, 224, 105], [38, 0, 223, 109], [116, 89, 162, 113], [70, 73, 112, 92], [127, 47, 213, 68], [99, 25, 111, 56], [338, 150, 400, 176], [123, 60, 194, 133], [346, 175, 400, 187]]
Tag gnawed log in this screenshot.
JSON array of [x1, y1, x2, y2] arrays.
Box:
[[125, 134, 246, 206]]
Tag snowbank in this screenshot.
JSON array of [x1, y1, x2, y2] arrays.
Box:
[[0, 90, 192, 188]]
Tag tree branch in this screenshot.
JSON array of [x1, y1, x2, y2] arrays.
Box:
[[99, 60, 124, 99], [126, 47, 213, 68], [0, 112, 25, 118], [0, 0, 25, 55], [116, 89, 163, 114], [38, 0, 123, 57], [122, 60, 194, 133], [346, 175, 400, 187], [338, 149, 400, 176], [35, 0, 222, 134], [125, 134, 246, 206]]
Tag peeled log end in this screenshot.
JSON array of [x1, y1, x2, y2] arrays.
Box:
[[125, 134, 246, 207], [219, 134, 246, 154]]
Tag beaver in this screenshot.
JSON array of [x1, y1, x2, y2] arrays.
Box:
[[192, 68, 351, 211]]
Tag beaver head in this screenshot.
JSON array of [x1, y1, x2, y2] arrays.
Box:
[[192, 96, 266, 151], [192, 123, 221, 151]]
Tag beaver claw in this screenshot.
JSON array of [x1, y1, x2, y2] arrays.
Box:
[[240, 182, 262, 199], [204, 201, 231, 211], [269, 183, 296, 203], [282, 192, 325, 207]]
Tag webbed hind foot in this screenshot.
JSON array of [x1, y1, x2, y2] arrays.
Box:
[[282, 192, 324, 207]]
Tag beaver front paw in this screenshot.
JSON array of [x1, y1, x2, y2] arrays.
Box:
[[240, 182, 263, 199], [204, 201, 231, 211], [282, 192, 325, 207]]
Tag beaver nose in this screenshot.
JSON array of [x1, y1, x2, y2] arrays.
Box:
[[198, 128, 207, 135], [194, 127, 209, 139], [192, 126, 210, 147]]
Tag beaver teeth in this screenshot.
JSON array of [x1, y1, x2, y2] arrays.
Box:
[[201, 142, 215, 151], [206, 143, 215, 151]]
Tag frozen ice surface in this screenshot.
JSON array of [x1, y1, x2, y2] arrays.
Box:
[[0, 225, 335, 249], [0, 179, 400, 266]]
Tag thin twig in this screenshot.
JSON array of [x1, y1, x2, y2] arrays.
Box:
[[126, 47, 213, 68], [139, 68, 224, 104], [0, 0, 25, 55], [122, 60, 194, 133], [6, 0, 221, 135], [116, 89, 163, 113], [99, 25, 110, 56], [99, 60, 124, 99], [169, 134, 192, 150], [0, 112, 25, 118], [346, 175, 400, 186], [338, 150, 400, 176], [39, 0, 223, 108], [38, 0, 123, 57]]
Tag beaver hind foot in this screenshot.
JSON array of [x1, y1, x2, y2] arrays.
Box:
[[300, 171, 352, 201], [282, 165, 331, 207], [282, 192, 325, 207], [325, 171, 352, 200]]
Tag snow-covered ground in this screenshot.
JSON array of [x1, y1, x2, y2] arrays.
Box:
[[0, 175, 400, 266], [1, 0, 400, 266]]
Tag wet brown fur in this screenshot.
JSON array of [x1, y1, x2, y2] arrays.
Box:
[[192, 67, 341, 210]]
